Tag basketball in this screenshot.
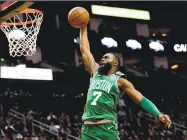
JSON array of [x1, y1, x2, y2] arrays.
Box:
[[68, 7, 90, 29]]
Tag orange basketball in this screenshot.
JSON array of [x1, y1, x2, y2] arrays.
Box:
[[68, 7, 90, 28]]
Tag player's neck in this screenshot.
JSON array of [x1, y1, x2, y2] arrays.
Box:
[[106, 69, 116, 76]]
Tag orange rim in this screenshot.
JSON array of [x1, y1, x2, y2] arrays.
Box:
[[0, 8, 43, 26]]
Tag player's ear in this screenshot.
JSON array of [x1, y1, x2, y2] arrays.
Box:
[[113, 61, 118, 66]]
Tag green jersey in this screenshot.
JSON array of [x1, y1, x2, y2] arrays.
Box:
[[82, 71, 126, 121]]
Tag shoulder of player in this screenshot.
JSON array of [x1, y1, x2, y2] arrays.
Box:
[[117, 77, 126, 86], [115, 71, 127, 88], [115, 71, 127, 78], [117, 77, 132, 90], [90, 63, 100, 77]]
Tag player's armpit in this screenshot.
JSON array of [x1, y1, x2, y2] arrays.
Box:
[[81, 51, 99, 75], [117, 78, 144, 104]]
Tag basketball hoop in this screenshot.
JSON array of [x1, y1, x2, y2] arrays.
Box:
[[0, 8, 43, 57]]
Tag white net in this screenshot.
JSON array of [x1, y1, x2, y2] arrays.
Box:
[[0, 9, 43, 57]]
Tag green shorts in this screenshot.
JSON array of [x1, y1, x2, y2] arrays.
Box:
[[81, 122, 120, 140]]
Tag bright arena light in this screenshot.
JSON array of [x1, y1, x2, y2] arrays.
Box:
[[16, 64, 26, 68], [101, 37, 118, 48], [74, 37, 80, 44], [74, 39, 77, 43], [126, 39, 142, 50], [171, 64, 178, 69], [91, 5, 150, 20], [149, 41, 164, 52]]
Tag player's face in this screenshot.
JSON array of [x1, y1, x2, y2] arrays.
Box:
[[98, 53, 114, 75], [99, 53, 114, 66]]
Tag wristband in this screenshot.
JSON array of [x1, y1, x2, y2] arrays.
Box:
[[139, 97, 161, 117]]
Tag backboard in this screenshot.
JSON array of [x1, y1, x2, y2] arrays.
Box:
[[0, 1, 34, 23]]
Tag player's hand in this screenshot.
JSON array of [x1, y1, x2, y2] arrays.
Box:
[[80, 26, 87, 30], [159, 114, 171, 128]]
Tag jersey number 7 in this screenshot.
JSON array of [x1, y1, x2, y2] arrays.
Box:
[[91, 91, 102, 105]]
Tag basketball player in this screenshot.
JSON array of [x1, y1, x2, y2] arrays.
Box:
[[79, 26, 171, 140]]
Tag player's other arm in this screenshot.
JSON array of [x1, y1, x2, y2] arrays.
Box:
[[118, 78, 171, 128], [79, 26, 100, 76]]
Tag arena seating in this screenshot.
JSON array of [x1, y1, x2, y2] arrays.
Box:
[[0, 84, 187, 140]]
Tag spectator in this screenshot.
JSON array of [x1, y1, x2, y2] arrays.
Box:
[[118, 99, 126, 108], [31, 132, 38, 140], [47, 112, 57, 123], [118, 107, 127, 117], [4, 122, 15, 139]]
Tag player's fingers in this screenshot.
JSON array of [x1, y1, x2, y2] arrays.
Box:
[[167, 121, 171, 128], [163, 114, 168, 119], [165, 121, 170, 128], [161, 116, 170, 127], [168, 120, 172, 128], [165, 115, 170, 120], [165, 115, 171, 123], [160, 116, 165, 121], [162, 116, 168, 121], [165, 116, 171, 128], [164, 115, 170, 121]]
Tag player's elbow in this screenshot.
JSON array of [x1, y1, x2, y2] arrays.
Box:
[[133, 90, 144, 104], [126, 88, 144, 104], [80, 47, 89, 57]]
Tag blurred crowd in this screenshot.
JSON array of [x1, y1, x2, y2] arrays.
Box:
[[0, 88, 187, 140]]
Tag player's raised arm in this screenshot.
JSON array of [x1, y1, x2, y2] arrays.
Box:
[[79, 26, 100, 75], [118, 78, 172, 128]]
